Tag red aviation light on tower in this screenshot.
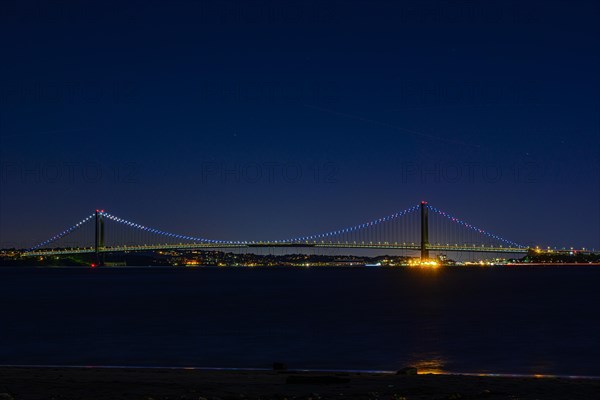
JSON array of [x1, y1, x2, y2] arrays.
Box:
[[421, 200, 428, 205]]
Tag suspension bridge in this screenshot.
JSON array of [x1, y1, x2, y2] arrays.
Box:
[[23, 202, 539, 264]]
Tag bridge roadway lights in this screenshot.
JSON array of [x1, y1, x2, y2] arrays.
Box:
[[247, 243, 316, 248], [22, 244, 531, 257]]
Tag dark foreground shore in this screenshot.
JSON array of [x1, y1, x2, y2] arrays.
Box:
[[1, 367, 599, 400]]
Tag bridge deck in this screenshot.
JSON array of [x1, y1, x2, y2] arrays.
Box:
[[23, 242, 529, 257]]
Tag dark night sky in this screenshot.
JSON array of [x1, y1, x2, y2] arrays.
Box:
[[0, 0, 599, 249]]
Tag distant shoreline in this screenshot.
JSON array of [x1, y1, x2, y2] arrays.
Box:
[[0, 366, 598, 400], [1, 364, 599, 380], [2, 263, 600, 268]]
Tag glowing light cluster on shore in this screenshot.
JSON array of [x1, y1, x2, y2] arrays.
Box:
[[407, 259, 439, 267]]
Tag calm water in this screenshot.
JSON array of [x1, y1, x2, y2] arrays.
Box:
[[1, 266, 599, 376]]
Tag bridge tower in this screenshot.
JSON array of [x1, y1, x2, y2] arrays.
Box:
[[95, 210, 105, 266], [420, 201, 429, 260]]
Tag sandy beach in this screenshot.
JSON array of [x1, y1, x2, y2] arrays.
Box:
[[0, 367, 598, 400]]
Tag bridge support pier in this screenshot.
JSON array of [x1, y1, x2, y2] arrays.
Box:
[[95, 210, 105, 266], [420, 201, 429, 260]]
